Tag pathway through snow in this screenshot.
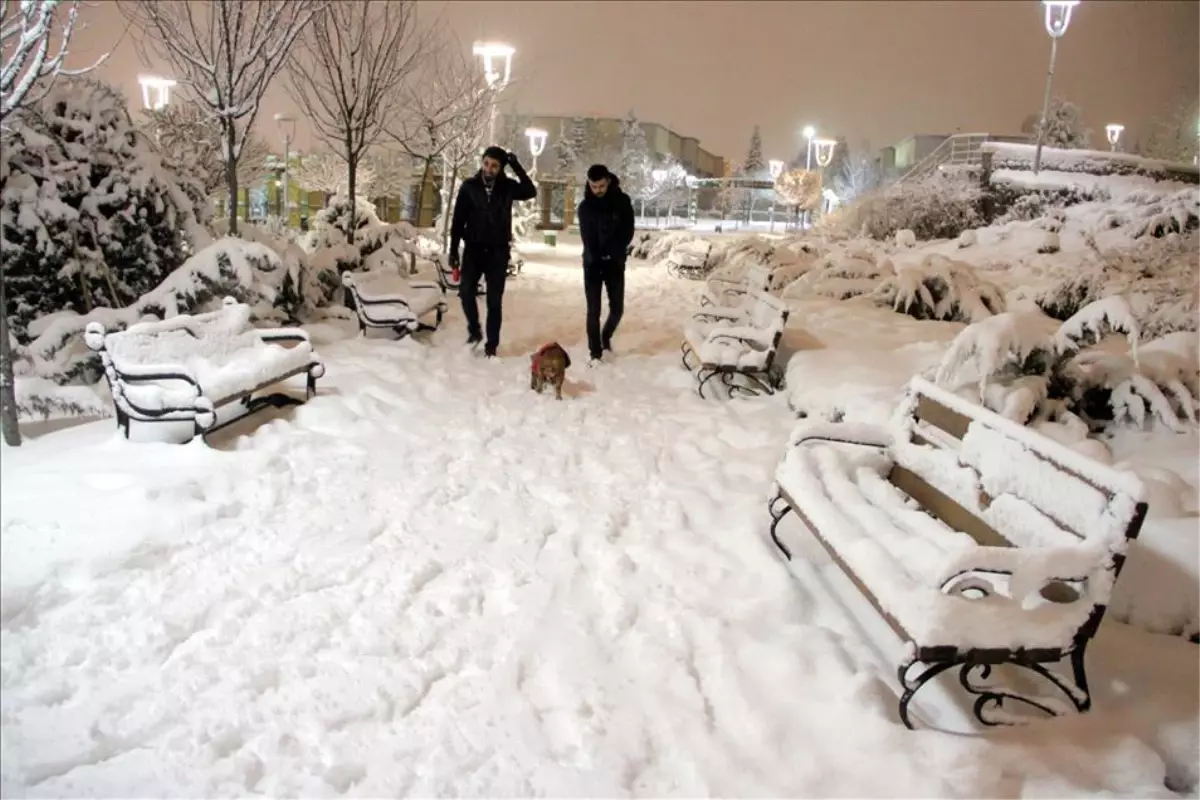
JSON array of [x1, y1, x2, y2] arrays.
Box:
[[1, 249, 1194, 796]]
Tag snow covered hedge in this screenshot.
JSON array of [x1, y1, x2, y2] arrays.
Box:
[[820, 173, 984, 242], [983, 142, 1200, 183], [1, 79, 207, 338]]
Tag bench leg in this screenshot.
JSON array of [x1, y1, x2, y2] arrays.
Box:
[[767, 492, 793, 560], [680, 341, 697, 371], [696, 368, 726, 400], [958, 647, 1092, 726], [898, 658, 961, 730]]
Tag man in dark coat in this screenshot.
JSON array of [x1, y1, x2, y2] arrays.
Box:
[[577, 164, 635, 365], [449, 145, 538, 357]]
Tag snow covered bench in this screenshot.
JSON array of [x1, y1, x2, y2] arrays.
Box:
[[85, 297, 325, 442], [341, 268, 446, 338], [767, 376, 1148, 729], [429, 250, 523, 293], [666, 239, 714, 280], [681, 290, 789, 399], [699, 264, 772, 310]]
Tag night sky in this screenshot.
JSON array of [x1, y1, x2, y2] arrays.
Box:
[[75, 0, 1200, 163]]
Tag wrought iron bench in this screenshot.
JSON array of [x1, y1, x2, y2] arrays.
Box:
[[85, 297, 325, 442], [681, 290, 788, 399], [767, 376, 1148, 729], [666, 239, 714, 280], [430, 250, 523, 292], [341, 266, 446, 338]]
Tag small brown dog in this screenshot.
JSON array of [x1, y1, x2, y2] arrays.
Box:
[[530, 342, 571, 400]]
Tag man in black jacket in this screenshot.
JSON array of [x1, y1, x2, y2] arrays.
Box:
[[577, 164, 635, 365], [449, 145, 538, 357]]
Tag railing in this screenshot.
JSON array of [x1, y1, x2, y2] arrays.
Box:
[[897, 133, 992, 183]]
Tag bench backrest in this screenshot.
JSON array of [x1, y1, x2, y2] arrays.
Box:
[[748, 290, 789, 333], [890, 376, 1147, 560], [744, 264, 772, 295], [89, 299, 260, 368]]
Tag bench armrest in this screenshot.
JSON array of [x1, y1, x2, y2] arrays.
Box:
[[937, 545, 1109, 606], [706, 325, 773, 347], [108, 360, 202, 389], [693, 307, 743, 324], [789, 421, 893, 449], [257, 327, 311, 345], [407, 280, 445, 294]]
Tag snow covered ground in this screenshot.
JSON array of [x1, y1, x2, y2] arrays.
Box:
[[2, 241, 1198, 797]]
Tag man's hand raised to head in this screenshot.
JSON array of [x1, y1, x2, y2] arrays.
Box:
[[506, 151, 522, 171]]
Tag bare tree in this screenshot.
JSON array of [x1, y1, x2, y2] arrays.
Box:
[[286, 1, 422, 242], [293, 150, 376, 197], [140, 102, 270, 196], [438, 85, 492, 249], [122, 0, 326, 236], [1, 0, 107, 447], [390, 32, 494, 231]]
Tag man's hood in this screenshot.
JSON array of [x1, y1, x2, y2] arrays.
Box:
[[584, 174, 622, 201]]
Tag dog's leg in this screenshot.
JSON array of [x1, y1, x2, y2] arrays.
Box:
[[530, 368, 537, 390], [554, 375, 564, 400]]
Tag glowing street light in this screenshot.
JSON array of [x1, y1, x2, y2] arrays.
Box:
[[473, 41, 515, 146], [768, 159, 785, 233], [803, 124, 816, 170], [524, 127, 547, 175], [814, 138, 837, 168], [275, 113, 297, 225], [1105, 123, 1124, 152], [138, 74, 176, 110], [1033, 0, 1081, 174]]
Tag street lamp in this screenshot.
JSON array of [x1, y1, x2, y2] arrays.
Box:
[[275, 113, 296, 226], [1105, 123, 1124, 153], [138, 74, 176, 110], [803, 124, 816, 170], [810, 139, 837, 228], [525, 127, 547, 175], [473, 41, 515, 145], [768, 158, 784, 232], [1033, 0, 1081, 174]]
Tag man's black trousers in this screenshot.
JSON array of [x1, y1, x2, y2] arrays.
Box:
[[460, 244, 510, 352], [584, 260, 625, 359]]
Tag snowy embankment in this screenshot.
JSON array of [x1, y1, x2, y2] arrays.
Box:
[[3, 244, 1198, 797]]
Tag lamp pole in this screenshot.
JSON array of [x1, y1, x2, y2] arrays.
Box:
[[768, 159, 784, 233], [473, 42, 514, 145], [812, 138, 837, 226], [138, 75, 176, 145], [524, 127, 547, 176], [275, 113, 296, 226], [803, 125, 816, 171], [1033, 0, 1081, 174]]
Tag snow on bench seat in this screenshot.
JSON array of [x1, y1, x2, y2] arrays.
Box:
[[768, 376, 1147, 728], [342, 268, 446, 337], [700, 263, 772, 311], [86, 297, 325, 440], [666, 240, 714, 279], [681, 291, 789, 399]]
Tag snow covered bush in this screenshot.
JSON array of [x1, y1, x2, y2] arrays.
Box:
[[512, 198, 538, 242], [1032, 98, 1091, 150], [822, 173, 983, 242], [1024, 230, 1199, 339], [874, 254, 1004, 323], [1128, 188, 1199, 239], [1, 78, 205, 338], [935, 296, 1199, 434], [301, 195, 382, 251]]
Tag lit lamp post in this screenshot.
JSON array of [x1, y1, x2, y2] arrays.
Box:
[[768, 158, 784, 233], [138, 74, 176, 110], [524, 127, 547, 175], [473, 41, 515, 146], [1033, 0, 1081, 175], [274, 113, 296, 226], [811, 138, 837, 227], [1105, 123, 1124, 153], [803, 124, 816, 170]]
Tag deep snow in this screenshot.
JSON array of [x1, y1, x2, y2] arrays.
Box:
[[2, 242, 1198, 797]]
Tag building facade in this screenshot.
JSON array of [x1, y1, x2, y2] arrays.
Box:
[[503, 114, 725, 179]]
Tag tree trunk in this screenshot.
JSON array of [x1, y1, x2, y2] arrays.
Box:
[[0, 273, 21, 447], [225, 123, 240, 237], [417, 157, 434, 229], [440, 170, 459, 252], [345, 143, 357, 244]]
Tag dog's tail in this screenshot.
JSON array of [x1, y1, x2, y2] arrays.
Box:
[[562, 349, 572, 369]]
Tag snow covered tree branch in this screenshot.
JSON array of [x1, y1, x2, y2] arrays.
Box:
[[140, 102, 270, 196], [121, 0, 327, 235], [1, 0, 109, 446], [389, 31, 494, 235], [286, 0, 423, 242]]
